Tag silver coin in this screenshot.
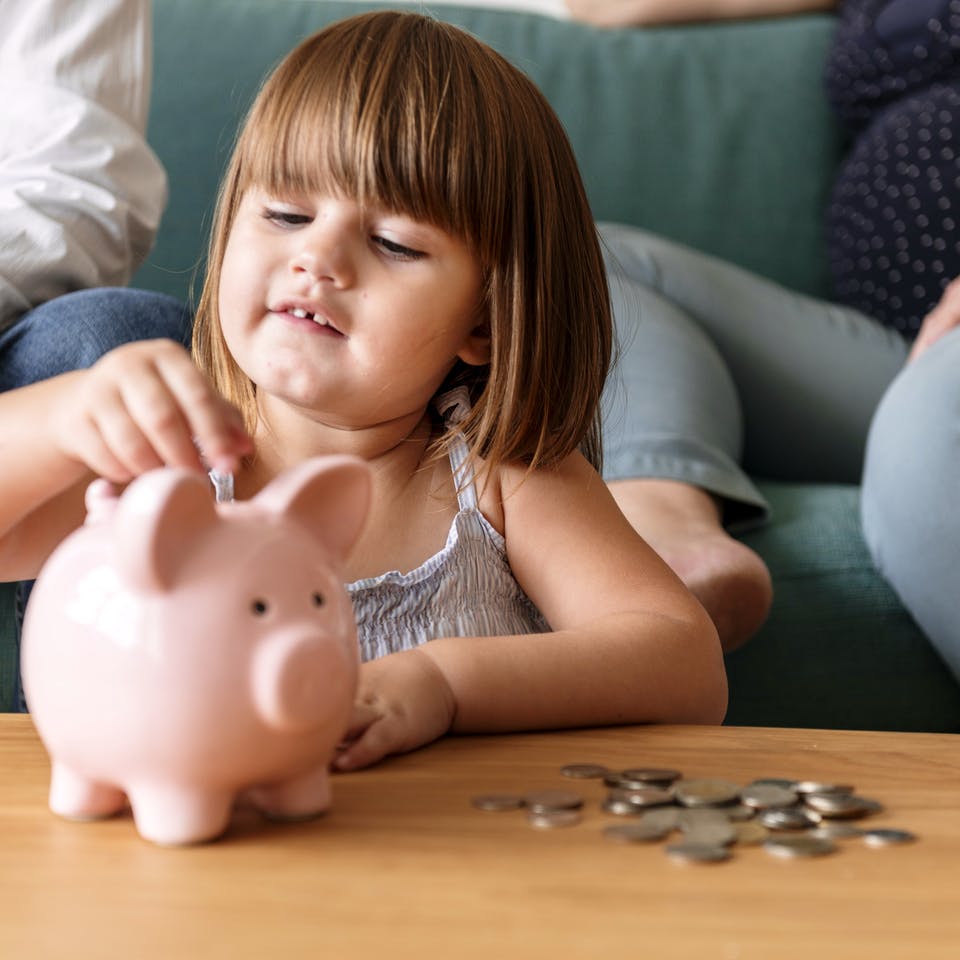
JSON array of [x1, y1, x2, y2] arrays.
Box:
[[678, 807, 732, 832], [603, 822, 670, 843], [723, 804, 757, 822], [733, 820, 769, 846], [471, 794, 525, 812], [862, 828, 917, 847], [804, 793, 882, 819], [763, 835, 837, 858], [749, 778, 796, 790], [601, 797, 644, 817], [606, 785, 675, 808], [740, 783, 798, 810], [808, 822, 865, 840], [665, 841, 731, 864], [527, 809, 582, 829], [640, 807, 680, 833], [603, 773, 656, 791], [683, 821, 737, 847], [560, 763, 609, 779], [759, 807, 819, 831], [674, 778, 742, 808], [209, 468, 234, 504], [524, 789, 584, 813], [794, 780, 854, 795], [619, 767, 683, 785]]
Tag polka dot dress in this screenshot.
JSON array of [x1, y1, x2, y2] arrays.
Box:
[[824, 0, 960, 337]]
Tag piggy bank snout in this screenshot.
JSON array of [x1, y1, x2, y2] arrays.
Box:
[[252, 629, 352, 734]]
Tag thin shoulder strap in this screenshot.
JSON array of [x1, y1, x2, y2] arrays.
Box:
[[436, 386, 478, 511]]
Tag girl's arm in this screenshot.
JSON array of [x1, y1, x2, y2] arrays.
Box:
[[336, 451, 726, 771], [0, 339, 251, 580], [565, 0, 837, 27]]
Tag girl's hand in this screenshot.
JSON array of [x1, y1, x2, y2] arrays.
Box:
[[333, 648, 457, 771], [53, 339, 253, 483]]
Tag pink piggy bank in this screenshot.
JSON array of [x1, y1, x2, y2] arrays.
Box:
[[21, 456, 371, 846]]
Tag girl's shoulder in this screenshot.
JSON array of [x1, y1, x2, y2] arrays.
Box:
[[484, 449, 604, 534]]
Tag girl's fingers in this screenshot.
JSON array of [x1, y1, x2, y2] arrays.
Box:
[[154, 349, 252, 470], [74, 340, 251, 477], [68, 414, 140, 484], [89, 394, 168, 479], [333, 719, 393, 771], [56, 339, 252, 485], [119, 365, 205, 472]]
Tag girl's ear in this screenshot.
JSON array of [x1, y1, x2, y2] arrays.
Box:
[[457, 319, 491, 366]]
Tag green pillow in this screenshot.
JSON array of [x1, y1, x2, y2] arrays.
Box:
[[138, 1, 843, 302]]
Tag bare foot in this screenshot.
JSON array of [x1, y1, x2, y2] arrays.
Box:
[[608, 478, 772, 653]]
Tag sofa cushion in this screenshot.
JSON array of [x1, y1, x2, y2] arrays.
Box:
[[727, 481, 960, 731], [138, 0, 844, 303]]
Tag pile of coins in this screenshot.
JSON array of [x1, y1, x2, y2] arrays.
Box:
[[471, 763, 916, 863]]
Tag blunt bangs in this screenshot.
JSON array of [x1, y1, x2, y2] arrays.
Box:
[[196, 11, 611, 473], [233, 13, 511, 258]]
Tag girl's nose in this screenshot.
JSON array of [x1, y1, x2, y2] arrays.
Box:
[[289, 230, 354, 288]]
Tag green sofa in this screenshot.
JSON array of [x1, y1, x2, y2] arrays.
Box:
[[3, 0, 959, 729]]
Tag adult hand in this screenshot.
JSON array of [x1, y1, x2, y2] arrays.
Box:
[[564, 0, 837, 28], [909, 277, 960, 364]]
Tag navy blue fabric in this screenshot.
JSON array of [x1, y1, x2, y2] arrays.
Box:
[[0, 287, 191, 389], [2, 287, 192, 712], [824, 0, 960, 336]]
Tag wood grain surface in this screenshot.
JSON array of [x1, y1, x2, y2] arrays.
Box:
[[2, 715, 958, 959]]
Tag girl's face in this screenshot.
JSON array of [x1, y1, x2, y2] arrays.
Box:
[[218, 187, 488, 431]]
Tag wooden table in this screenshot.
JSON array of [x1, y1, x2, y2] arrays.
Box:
[[1, 715, 958, 959]]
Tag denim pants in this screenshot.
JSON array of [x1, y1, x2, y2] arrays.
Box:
[[598, 224, 960, 683], [861, 326, 960, 681], [598, 223, 909, 499], [2, 287, 192, 711]]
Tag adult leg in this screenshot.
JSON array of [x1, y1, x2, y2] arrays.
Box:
[[599, 223, 908, 481], [861, 325, 960, 682], [0, 286, 191, 389], [599, 223, 908, 651], [0, 286, 191, 711], [602, 256, 771, 651]]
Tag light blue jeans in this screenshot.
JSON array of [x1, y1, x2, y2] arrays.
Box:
[[861, 327, 960, 681], [2, 287, 192, 711], [599, 223, 908, 499], [599, 224, 960, 685]]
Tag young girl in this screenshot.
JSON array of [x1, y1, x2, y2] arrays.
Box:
[[0, 11, 726, 766]]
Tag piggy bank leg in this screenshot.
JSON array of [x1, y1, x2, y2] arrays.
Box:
[[49, 762, 126, 820], [127, 784, 234, 846], [247, 766, 332, 821]]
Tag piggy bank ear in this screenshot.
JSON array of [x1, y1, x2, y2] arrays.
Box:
[[115, 469, 218, 591], [256, 455, 371, 563]]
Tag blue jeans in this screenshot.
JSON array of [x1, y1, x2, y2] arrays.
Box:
[[598, 223, 908, 504], [3, 287, 192, 712], [861, 326, 960, 682]]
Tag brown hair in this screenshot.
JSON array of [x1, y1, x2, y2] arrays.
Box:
[[193, 10, 611, 471]]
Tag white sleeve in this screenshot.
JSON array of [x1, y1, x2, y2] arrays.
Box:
[[0, 0, 167, 331]]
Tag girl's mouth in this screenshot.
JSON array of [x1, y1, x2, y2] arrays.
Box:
[[290, 307, 329, 327]]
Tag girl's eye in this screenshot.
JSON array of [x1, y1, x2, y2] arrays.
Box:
[[372, 235, 425, 261], [262, 208, 312, 228]]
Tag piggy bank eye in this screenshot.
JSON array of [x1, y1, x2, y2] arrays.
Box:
[[312, 591, 325, 608], [251, 599, 269, 616]]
